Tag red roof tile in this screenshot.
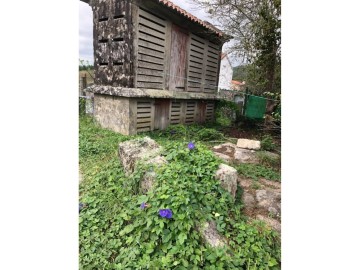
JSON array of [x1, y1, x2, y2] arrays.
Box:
[[157, 0, 226, 38]]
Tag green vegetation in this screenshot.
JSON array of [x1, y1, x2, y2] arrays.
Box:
[[79, 116, 281, 269], [236, 164, 280, 182], [215, 100, 241, 127], [232, 65, 248, 82], [260, 135, 276, 152]]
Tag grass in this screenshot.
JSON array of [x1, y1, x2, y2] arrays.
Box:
[[79, 116, 281, 269]]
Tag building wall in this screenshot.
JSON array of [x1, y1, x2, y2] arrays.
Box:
[[218, 56, 233, 90], [93, 94, 215, 135], [94, 94, 131, 135]]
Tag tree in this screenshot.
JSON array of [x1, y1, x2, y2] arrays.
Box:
[[194, 0, 281, 94]]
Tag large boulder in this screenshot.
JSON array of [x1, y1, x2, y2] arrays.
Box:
[[118, 137, 162, 176], [236, 139, 261, 150], [215, 164, 238, 199], [140, 155, 168, 193], [255, 189, 281, 217], [197, 221, 226, 248], [234, 148, 259, 164], [242, 192, 256, 209]]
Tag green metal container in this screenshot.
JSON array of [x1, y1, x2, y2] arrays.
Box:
[[244, 95, 267, 119]]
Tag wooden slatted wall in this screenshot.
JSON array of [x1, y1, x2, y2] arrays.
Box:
[[186, 34, 221, 93], [136, 100, 154, 132], [204, 42, 220, 93], [135, 8, 167, 90], [170, 101, 182, 125], [185, 101, 196, 124], [205, 101, 215, 121], [187, 35, 206, 92]]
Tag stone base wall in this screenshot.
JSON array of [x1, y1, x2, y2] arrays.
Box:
[[94, 94, 131, 135], [93, 93, 216, 135]]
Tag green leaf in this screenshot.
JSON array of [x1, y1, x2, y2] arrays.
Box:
[[178, 233, 187, 245]]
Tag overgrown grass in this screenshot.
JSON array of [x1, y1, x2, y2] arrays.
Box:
[[236, 164, 281, 182], [79, 116, 281, 269]]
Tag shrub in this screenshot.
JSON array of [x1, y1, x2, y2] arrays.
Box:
[[260, 135, 276, 151]]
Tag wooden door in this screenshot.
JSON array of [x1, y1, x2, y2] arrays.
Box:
[[197, 101, 207, 123], [154, 99, 170, 130], [169, 25, 188, 91]]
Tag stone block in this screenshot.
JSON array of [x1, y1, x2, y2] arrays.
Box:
[[234, 148, 259, 164], [215, 164, 238, 199], [236, 138, 261, 150], [118, 137, 162, 175]]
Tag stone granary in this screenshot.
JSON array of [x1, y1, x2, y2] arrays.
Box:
[[81, 0, 231, 135]]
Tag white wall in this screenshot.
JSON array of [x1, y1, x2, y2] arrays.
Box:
[[218, 55, 233, 90]]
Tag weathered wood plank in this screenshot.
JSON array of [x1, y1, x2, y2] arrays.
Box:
[[138, 54, 165, 65], [191, 35, 206, 46], [138, 39, 165, 52], [137, 107, 153, 113], [139, 17, 166, 33], [139, 25, 165, 40], [137, 122, 152, 128], [138, 46, 165, 59], [136, 82, 164, 89], [169, 24, 188, 91], [137, 68, 164, 77], [205, 63, 217, 72], [189, 61, 204, 69], [208, 42, 220, 50], [207, 48, 219, 57], [189, 49, 204, 59], [205, 74, 217, 80], [138, 32, 165, 46], [139, 8, 166, 26], [188, 68, 202, 76], [138, 60, 164, 70], [137, 117, 152, 123], [137, 75, 164, 83]]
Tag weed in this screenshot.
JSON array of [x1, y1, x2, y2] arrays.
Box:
[[257, 151, 281, 169], [237, 164, 281, 181], [260, 135, 276, 151], [79, 116, 281, 269]]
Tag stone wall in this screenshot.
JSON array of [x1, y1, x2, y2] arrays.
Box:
[[93, 94, 131, 135]]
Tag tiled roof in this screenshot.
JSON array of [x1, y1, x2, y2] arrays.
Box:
[[232, 80, 245, 86], [157, 0, 226, 38]]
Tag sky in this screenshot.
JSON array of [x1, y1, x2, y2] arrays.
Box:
[[79, 0, 238, 66]]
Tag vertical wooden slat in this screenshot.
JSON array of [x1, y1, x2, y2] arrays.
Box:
[[169, 25, 189, 91]]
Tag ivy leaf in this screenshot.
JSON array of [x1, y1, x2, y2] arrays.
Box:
[[178, 232, 187, 245]]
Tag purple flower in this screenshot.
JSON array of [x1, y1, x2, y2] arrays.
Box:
[[140, 202, 149, 210], [188, 142, 195, 150], [79, 203, 85, 213], [159, 209, 173, 219]]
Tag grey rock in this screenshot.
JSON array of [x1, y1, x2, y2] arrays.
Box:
[[213, 152, 232, 162], [197, 221, 226, 248], [242, 192, 256, 209], [139, 155, 168, 193], [234, 148, 259, 164], [256, 189, 281, 216], [236, 139, 261, 150], [118, 137, 162, 176], [215, 164, 238, 199]]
